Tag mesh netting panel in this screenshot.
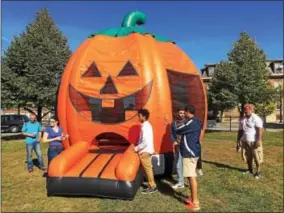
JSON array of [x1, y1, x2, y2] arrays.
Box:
[[167, 69, 206, 125]]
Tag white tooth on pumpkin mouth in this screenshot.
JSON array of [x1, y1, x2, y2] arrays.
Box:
[[69, 81, 153, 124]]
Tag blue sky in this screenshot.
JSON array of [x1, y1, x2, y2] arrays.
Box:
[[2, 1, 283, 69]]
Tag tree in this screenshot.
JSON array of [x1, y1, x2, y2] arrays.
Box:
[[209, 32, 278, 118], [1, 7, 72, 122], [228, 32, 278, 116], [208, 61, 238, 118], [255, 86, 282, 123]]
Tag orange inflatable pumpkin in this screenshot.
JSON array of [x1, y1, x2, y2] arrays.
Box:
[[58, 12, 207, 151], [47, 11, 207, 199]]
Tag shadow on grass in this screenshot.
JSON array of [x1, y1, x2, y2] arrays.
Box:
[[155, 176, 187, 204], [202, 160, 245, 172]]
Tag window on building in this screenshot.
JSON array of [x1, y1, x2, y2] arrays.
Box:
[[208, 67, 215, 76], [274, 63, 283, 74]]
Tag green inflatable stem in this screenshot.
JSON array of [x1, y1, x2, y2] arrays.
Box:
[[88, 11, 174, 43], [121, 11, 146, 28]]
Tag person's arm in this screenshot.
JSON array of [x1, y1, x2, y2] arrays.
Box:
[[37, 123, 43, 141], [255, 117, 264, 148], [134, 128, 147, 152], [41, 129, 62, 143], [175, 119, 199, 135], [237, 130, 243, 142], [255, 127, 263, 147], [236, 119, 243, 151], [21, 123, 35, 138], [170, 122, 178, 145]]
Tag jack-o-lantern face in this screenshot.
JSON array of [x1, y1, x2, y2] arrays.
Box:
[[69, 60, 153, 124], [58, 11, 207, 152]]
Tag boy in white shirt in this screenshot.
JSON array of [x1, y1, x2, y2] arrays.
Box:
[[237, 104, 264, 179], [134, 108, 157, 194]]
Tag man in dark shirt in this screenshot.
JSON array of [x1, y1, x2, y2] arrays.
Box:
[[175, 104, 202, 211]]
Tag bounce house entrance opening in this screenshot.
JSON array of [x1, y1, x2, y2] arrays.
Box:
[[167, 69, 206, 122], [95, 132, 129, 151]]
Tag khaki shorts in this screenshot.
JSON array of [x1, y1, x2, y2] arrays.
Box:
[[241, 140, 263, 164], [183, 157, 199, 177]]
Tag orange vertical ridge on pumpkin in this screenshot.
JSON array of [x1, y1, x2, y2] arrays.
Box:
[[156, 42, 200, 75], [134, 34, 174, 153], [58, 39, 92, 148]]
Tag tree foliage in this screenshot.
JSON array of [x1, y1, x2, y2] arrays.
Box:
[[209, 32, 278, 116], [208, 61, 238, 116], [1, 7, 72, 121]]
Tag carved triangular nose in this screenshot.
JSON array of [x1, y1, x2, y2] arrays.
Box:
[[100, 76, 118, 94]]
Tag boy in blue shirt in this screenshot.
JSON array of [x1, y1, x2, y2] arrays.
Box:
[[21, 113, 45, 172]]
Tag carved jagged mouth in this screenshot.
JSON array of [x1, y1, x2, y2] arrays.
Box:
[[69, 81, 153, 124]]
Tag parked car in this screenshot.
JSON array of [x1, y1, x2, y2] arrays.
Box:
[[1, 114, 29, 133]]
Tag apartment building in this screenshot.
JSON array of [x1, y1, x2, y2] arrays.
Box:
[[201, 59, 284, 122]]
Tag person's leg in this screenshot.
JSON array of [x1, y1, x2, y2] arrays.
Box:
[[139, 152, 157, 193], [253, 144, 263, 178], [241, 140, 247, 163], [247, 142, 254, 173], [183, 157, 200, 210], [34, 142, 45, 169], [196, 150, 203, 176], [197, 154, 202, 170], [189, 176, 198, 204], [26, 143, 34, 172], [47, 148, 59, 166], [242, 141, 253, 174], [176, 146, 184, 186]]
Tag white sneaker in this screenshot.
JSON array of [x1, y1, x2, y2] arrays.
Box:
[[254, 172, 261, 179], [197, 169, 203, 176], [172, 183, 184, 189], [242, 170, 253, 175]]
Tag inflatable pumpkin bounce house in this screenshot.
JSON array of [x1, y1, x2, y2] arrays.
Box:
[[46, 11, 207, 200]]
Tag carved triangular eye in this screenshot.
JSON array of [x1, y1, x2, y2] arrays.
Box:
[[82, 62, 101, 77], [117, 61, 138, 77]]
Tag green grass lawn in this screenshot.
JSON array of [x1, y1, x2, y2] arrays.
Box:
[[1, 131, 283, 212]]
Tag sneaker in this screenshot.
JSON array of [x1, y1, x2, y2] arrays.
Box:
[[197, 169, 203, 176], [242, 170, 253, 175], [172, 183, 185, 189], [254, 172, 261, 179], [28, 169, 33, 173], [141, 187, 158, 194], [184, 201, 200, 211], [184, 197, 192, 204]]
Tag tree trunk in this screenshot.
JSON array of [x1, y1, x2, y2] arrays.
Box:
[[213, 109, 218, 118], [17, 104, 20, 115], [54, 80, 61, 118], [263, 115, 267, 130], [220, 110, 224, 123], [37, 106, 42, 123]]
